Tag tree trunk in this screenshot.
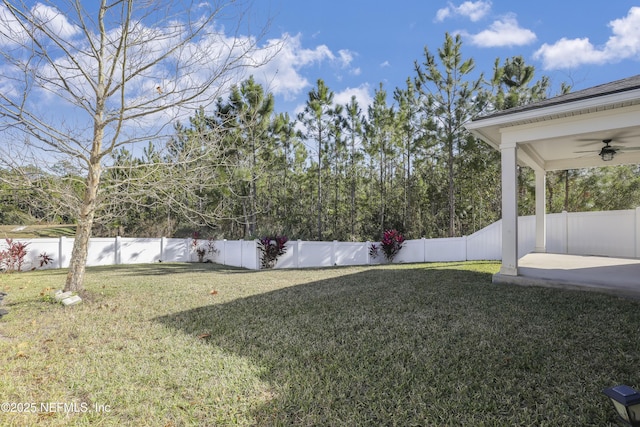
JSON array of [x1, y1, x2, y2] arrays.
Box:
[[448, 138, 455, 237], [317, 136, 323, 241], [65, 162, 101, 292]]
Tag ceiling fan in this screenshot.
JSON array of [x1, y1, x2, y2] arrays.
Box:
[[575, 139, 640, 162], [599, 139, 617, 161]]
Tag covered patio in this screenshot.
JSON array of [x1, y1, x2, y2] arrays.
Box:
[[466, 74, 640, 296]]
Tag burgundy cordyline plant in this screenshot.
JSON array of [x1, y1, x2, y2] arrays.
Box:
[[0, 238, 29, 272], [370, 229, 405, 263], [258, 235, 288, 269]]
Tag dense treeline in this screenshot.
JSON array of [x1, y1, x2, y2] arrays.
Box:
[[3, 34, 640, 240]]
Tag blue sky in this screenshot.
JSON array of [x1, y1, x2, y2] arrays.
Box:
[[1, 0, 638, 151], [252, 1, 640, 115]]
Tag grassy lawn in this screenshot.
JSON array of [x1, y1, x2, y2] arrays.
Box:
[[0, 224, 76, 239], [0, 261, 638, 426]]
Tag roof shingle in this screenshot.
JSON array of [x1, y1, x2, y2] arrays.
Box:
[[474, 74, 640, 121]]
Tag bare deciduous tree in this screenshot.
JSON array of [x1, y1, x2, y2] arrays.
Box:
[[0, 0, 277, 291]]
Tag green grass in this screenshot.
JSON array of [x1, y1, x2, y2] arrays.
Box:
[[0, 261, 638, 426], [0, 224, 76, 239]]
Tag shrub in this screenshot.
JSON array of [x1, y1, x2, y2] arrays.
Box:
[[39, 252, 54, 267], [0, 238, 29, 272], [257, 235, 288, 269], [370, 229, 405, 263], [191, 232, 219, 262]]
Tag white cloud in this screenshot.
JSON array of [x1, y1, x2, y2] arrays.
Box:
[[0, 2, 80, 47], [467, 14, 536, 47], [333, 84, 373, 110], [435, 8, 452, 22], [252, 33, 358, 101], [534, 6, 640, 69], [534, 38, 608, 69], [337, 49, 354, 67], [251, 34, 328, 100], [31, 3, 80, 40], [602, 7, 640, 59], [290, 83, 373, 123], [435, 1, 492, 23]]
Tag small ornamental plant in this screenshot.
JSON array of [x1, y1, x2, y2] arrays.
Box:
[[39, 252, 54, 267], [191, 232, 219, 262], [370, 229, 405, 263], [0, 238, 29, 273], [257, 235, 288, 269]]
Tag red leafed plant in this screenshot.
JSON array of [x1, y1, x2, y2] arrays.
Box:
[[257, 235, 288, 269], [370, 229, 405, 263], [0, 238, 29, 273]]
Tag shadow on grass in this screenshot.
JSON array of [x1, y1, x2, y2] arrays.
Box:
[[85, 262, 246, 276], [154, 265, 635, 425]]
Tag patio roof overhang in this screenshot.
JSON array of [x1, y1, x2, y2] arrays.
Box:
[[466, 82, 640, 171], [464, 74, 640, 279]]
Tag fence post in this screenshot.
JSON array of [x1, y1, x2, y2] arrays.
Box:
[[115, 236, 121, 265], [223, 239, 227, 266], [464, 235, 468, 261], [160, 237, 166, 262], [422, 238, 426, 262], [331, 240, 337, 266], [366, 241, 370, 264], [294, 240, 300, 268], [239, 239, 244, 268], [251, 239, 260, 270], [562, 210, 569, 254], [58, 236, 65, 269]]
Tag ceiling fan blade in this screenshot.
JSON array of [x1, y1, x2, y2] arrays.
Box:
[[576, 140, 602, 147]]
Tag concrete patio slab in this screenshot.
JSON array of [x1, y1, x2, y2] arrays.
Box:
[[492, 253, 640, 298]]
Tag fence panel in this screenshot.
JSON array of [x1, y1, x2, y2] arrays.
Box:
[[467, 221, 501, 260], [162, 238, 190, 263], [517, 216, 536, 258], [568, 210, 635, 257], [546, 212, 568, 254], [335, 242, 369, 266], [425, 237, 467, 262], [392, 239, 425, 263], [120, 238, 161, 265], [222, 240, 244, 268], [86, 238, 117, 266], [273, 241, 297, 268], [18, 238, 61, 270], [241, 240, 258, 269], [4, 208, 638, 272], [298, 241, 333, 268]]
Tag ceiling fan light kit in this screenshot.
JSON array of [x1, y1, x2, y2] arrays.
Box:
[[599, 139, 616, 161]]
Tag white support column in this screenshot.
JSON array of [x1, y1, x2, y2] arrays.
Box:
[[635, 207, 640, 258], [500, 142, 518, 276], [534, 169, 547, 253]]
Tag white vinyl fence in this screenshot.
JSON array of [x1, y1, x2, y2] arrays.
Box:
[[6, 208, 640, 271]]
